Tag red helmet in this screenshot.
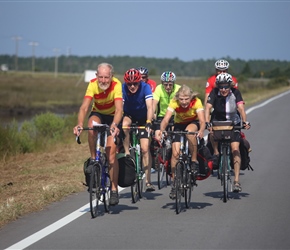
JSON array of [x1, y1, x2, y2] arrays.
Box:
[[124, 68, 141, 83]]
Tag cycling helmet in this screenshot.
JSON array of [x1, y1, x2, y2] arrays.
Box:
[[215, 73, 233, 85], [124, 68, 142, 83], [215, 59, 229, 70], [137, 66, 149, 75], [160, 71, 176, 82]]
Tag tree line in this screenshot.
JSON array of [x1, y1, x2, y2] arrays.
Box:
[[1, 54, 290, 79]]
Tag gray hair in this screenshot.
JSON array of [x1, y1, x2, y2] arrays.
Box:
[[96, 63, 114, 75]]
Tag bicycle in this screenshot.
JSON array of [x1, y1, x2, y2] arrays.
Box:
[[122, 123, 145, 203], [166, 130, 199, 214], [212, 120, 241, 203], [76, 123, 111, 218]]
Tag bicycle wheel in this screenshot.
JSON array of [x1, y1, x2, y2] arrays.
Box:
[[103, 169, 111, 212], [137, 153, 144, 199], [90, 163, 101, 218], [130, 148, 139, 203], [184, 165, 192, 208], [175, 161, 183, 214], [157, 147, 166, 189], [221, 146, 229, 203]]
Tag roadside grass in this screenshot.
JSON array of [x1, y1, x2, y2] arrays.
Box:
[[0, 72, 289, 228]]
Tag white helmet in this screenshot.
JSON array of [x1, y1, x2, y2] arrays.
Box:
[[215, 59, 229, 70], [215, 73, 233, 85]]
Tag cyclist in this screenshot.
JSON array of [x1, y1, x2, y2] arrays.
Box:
[[73, 63, 123, 206], [204, 73, 251, 192], [155, 85, 206, 199], [137, 66, 157, 93], [153, 71, 181, 135], [122, 68, 155, 192], [204, 59, 238, 106]]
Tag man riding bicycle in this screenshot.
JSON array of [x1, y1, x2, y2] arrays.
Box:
[[122, 68, 155, 192], [73, 63, 123, 206]]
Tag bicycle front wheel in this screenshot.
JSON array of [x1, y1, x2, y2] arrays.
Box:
[[175, 161, 184, 214], [90, 163, 101, 218], [184, 165, 192, 208], [103, 171, 111, 212], [130, 148, 139, 203], [157, 147, 166, 189], [221, 146, 229, 203]]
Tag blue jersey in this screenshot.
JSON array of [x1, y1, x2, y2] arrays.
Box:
[[122, 81, 153, 120]]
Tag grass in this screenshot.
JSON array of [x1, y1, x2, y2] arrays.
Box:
[[0, 71, 289, 228]]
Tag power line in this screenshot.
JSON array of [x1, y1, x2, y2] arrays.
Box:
[[12, 36, 22, 71]]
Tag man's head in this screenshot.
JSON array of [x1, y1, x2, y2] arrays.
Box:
[[160, 71, 176, 94], [124, 68, 142, 94], [137, 66, 149, 83], [96, 63, 114, 91], [215, 73, 232, 96], [215, 59, 229, 75]]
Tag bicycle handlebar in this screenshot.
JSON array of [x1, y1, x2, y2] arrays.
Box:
[[122, 126, 146, 129], [75, 125, 111, 145]]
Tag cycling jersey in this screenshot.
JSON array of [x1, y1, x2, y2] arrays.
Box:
[[207, 88, 243, 124], [153, 84, 181, 117], [205, 74, 238, 94], [168, 97, 204, 124], [84, 77, 122, 115], [122, 81, 153, 120], [147, 78, 157, 93]]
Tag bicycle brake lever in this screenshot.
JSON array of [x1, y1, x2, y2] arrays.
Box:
[[76, 136, 81, 144]]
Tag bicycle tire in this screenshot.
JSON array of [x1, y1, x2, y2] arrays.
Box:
[[184, 164, 192, 208], [222, 146, 228, 203], [135, 148, 144, 199], [175, 161, 183, 214], [90, 163, 101, 218], [103, 168, 111, 212], [157, 147, 166, 189], [130, 148, 139, 203]]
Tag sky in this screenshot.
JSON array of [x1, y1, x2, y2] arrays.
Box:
[[0, 0, 290, 62]]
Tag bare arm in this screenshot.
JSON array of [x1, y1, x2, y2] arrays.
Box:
[[146, 98, 154, 122], [204, 93, 209, 107], [160, 109, 173, 132], [73, 98, 91, 135], [205, 103, 213, 123], [152, 99, 159, 119]]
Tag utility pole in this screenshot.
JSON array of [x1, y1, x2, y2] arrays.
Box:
[[28, 41, 39, 73], [53, 48, 60, 78], [12, 36, 22, 71]]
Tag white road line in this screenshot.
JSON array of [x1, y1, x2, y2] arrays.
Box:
[[5, 89, 290, 250], [5, 187, 125, 250]]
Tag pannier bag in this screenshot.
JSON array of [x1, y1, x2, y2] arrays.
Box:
[[212, 120, 234, 141], [83, 158, 91, 187], [196, 138, 213, 181], [117, 153, 136, 187]]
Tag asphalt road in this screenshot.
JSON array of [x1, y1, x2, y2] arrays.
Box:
[[1, 90, 290, 250]]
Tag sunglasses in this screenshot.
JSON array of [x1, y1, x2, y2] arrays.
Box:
[[218, 85, 230, 90], [141, 76, 147, 79], [126, 82, 139, 87], [163, 83, 173, 87]]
